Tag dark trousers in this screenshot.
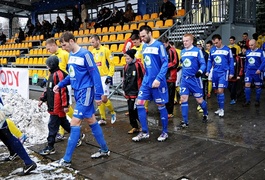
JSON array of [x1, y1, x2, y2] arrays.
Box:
[[166, 82, 176, 114], [228, 81, 238, 100], [127, 98, 139, 129], [0, 121, 15, 155], [47, 115, 70, 148], [202, 79, 208, 100]]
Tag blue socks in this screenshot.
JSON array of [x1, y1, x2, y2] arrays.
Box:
[[63, 126, 80, 162], [158, 105, 168, 133], [181, 101, 188, 124], [137, 105, 148, 133], [256, 87, 261, 102], [90, 122, 108, 152], [200, 100, 208, 116], [217, 93, 225, 109], [245, 87, 251, 102]]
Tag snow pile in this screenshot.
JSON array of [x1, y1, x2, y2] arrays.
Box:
[[2, 93, 50, 145]]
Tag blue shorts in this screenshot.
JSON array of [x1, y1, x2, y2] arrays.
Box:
[[73, 87, 95, 119], [180, 77, 203, 98], [245, 72, 263, 86], [212, 71, 228, 89], [138, 85, 168, 104]]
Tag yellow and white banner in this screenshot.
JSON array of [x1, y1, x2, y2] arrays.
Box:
[[0, 67, 29, 99]]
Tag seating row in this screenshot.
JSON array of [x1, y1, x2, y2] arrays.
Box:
[[0, 42, 32, 50], [28, 48, 50, 56], [0, 58, 7, 65], [0, 50, 20, 57], [14, 57, 47, 65], [29, 69, 48, 78]]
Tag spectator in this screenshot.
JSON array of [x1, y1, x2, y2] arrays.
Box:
[[32, 21, 43, 36], [102, 7, 112, 27], [160, 0, 176, 21], [109, 6, 123, 25], [120, 3, 134, 25], [64, 15, 73, 31], [238, 32, 250, 49], [16, 28, 25, 43], [72, 4, 81, 21], [26, 22, 34, 36], [0, 32, 6, 45], [228, 36, 241, 55], [56, 16, 64, 32], [81, 4, 88, 29], [94, 8, 105, 29]]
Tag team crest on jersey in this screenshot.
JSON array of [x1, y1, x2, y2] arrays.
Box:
[[68, 65, 75, 77], [214, 56, 222, 63], [183, 58, 191, 67], [144, 55, 151, 66], [100, 52, 104, 56], [248, 57, 255, 64]]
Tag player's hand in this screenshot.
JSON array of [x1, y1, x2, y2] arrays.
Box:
[[64, 107, 69, 113], [39, 79, 47, 88], [229, 75, 234, 79], [152, 79, 160, 88], [256, 70, 261, 74], [53, 85, 59, 93], [105, 76, 112, 85], [195, 71, 202, 78], [205, 72, 209, 76], [95, 99, 102, 106]]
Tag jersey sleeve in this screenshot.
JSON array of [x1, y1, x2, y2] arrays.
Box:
[[198, 50, 206, 73], [228, 49, 235, 75], [156, 44, 168, 82], [106, 48, 115, 77]]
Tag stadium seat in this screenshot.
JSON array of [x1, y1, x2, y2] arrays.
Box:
[[138, 22, 146, 29], [82, 37, 89, 44], [130, 23, 137, 30], [101, 35, 109, 42], [134, 15, 142, 22], [33, 57, 38, 64], [164, 19, 173, 27], [119, 56, 126, 66], [54, 33, 59, 38], [116, 34, 124, 41], [124, 33, 131, 40], [90, 28, 95, 34], [79, 30, 84, 36], [77, 37, 83, 44], [112, 56, 120, 65], [33, 49, 38, 55], [42, 49, 48, 55], [147, 21, 155, 28], [84, 29, 89, 35], [155, 20, 164, 28], [153, 31, 160, 39], [28, 58, 33, 64], [115, 25, 122, 32], [109, 26, 115, 32], [88, 46, 93, 51], [38, 57, 43, 65], [177, 9, 186, 16], [122, 24, 130, 31], [109, 34, 116, 42], [37, 49, 43, 55], [102, 27, 108, 33], [150, 13, 158, 19], [73, 30, 79, 36], [15, 50, 20, 56], [96, 28, 101, 34], [142, 14, 150, 21], [110, 44, 118, 52], [40, 35, 44, 40], [118, 44, 124, 52]]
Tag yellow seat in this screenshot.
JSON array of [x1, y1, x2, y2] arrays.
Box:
[[109, 34, 116, 42], [116, 34, 124, 41], [15, 50, 20, 56], [147, 21, 155, 28], [155, 20, 164, 28], [33, 49, 38, 55], [134, 15, 142, 22], [130, 23, 137, 30], [138, 22, 146, 29], [124, 33, 132, 40], [28, 42, 32, 48], [43, 48, 48, 55], [95, 28, 101, 34], [104, 44, 109, 49], [28, 58, 33, 64], [109, 26, 115, 33], [153, 31, 160, 39], [101, 35, 109, 42], [88, 46, 93, 51], [83, 37, 89, 44], [73, 30, 79, 36], [150, 13, 158, 19], [84, 29, 89, 35], [122, 24, 130, 31], [40, 35, 44, 40], [119, 56, 126, 66], [164, 19, 173, 27], [90, 28, 95, 34], [23, 58, 28, 64], [37, 49, 43, 55], [118, 44, 124, 52], [38, 57, 43, 65], [54, 33, 59, 38], [115, 25, 122, 32], [79, 30, 84, 36], [33, 57, 38, 64], [28, 69, 33, 77], [43, 57, 47, 64], [102, 27, 108, 33], [20, 58, 25, 64], [113, 56, 120, 65], [37, 70, 44, 78], [77, 37, 83, 44], [110, 44, 118, 52], [177, 9, 186, 17], [142, 14, 150, 21]]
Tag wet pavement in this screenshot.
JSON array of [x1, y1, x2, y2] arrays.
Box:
[[29, 89, 265, 179]]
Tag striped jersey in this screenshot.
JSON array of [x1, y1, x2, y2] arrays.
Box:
[[245, 48, 265, 73]]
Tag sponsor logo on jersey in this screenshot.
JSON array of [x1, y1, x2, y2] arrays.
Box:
[[143, 47, 159, 55], [214, 56, 222, 63], [68, 56, 84, 66], [212, 50, 229, 55], [69, 65, 75, 77], [144, 55, 151, 66], [248, 57, 255, 64], [183, 58, 192, 67]]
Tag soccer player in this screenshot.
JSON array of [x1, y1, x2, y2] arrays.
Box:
[[205, 40, 213, 98], [206, 34, 234, 117], [243, 39, 265, 107], [228, 36, 241, 55], [53, 32, 110, 167], [132, 25, 169, 142], [45, 38, 76, 141], [90, 35, 116, 125], [176, 34, 208, 129]]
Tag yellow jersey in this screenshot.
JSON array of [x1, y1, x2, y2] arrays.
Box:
[[92, 45, 115, 77], [228, 44, 241, 55], [132, 44, 144, 65], [54, 48, 69, 74]]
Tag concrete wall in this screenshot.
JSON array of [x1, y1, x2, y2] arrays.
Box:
[[205, 23, 256, 46]]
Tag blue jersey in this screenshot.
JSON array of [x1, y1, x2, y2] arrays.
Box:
[[245, 48, 265, 73], [58, 47, 103, 100], [180, 46, 206, 77], [142, 40, 168, 88], [207, 45, 234, 75]]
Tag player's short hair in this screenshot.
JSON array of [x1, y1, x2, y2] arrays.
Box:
[[131, 34, 140, 40], [229, 36, 236, 40], [90, 34, 100, 41], [59, 31, 75, 43], [160, 36, 169, 43], [46, 38, 57, 45], [212, 34, 222, 41], [139, 25, 152, 34], [206, 40, 213, 45]]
